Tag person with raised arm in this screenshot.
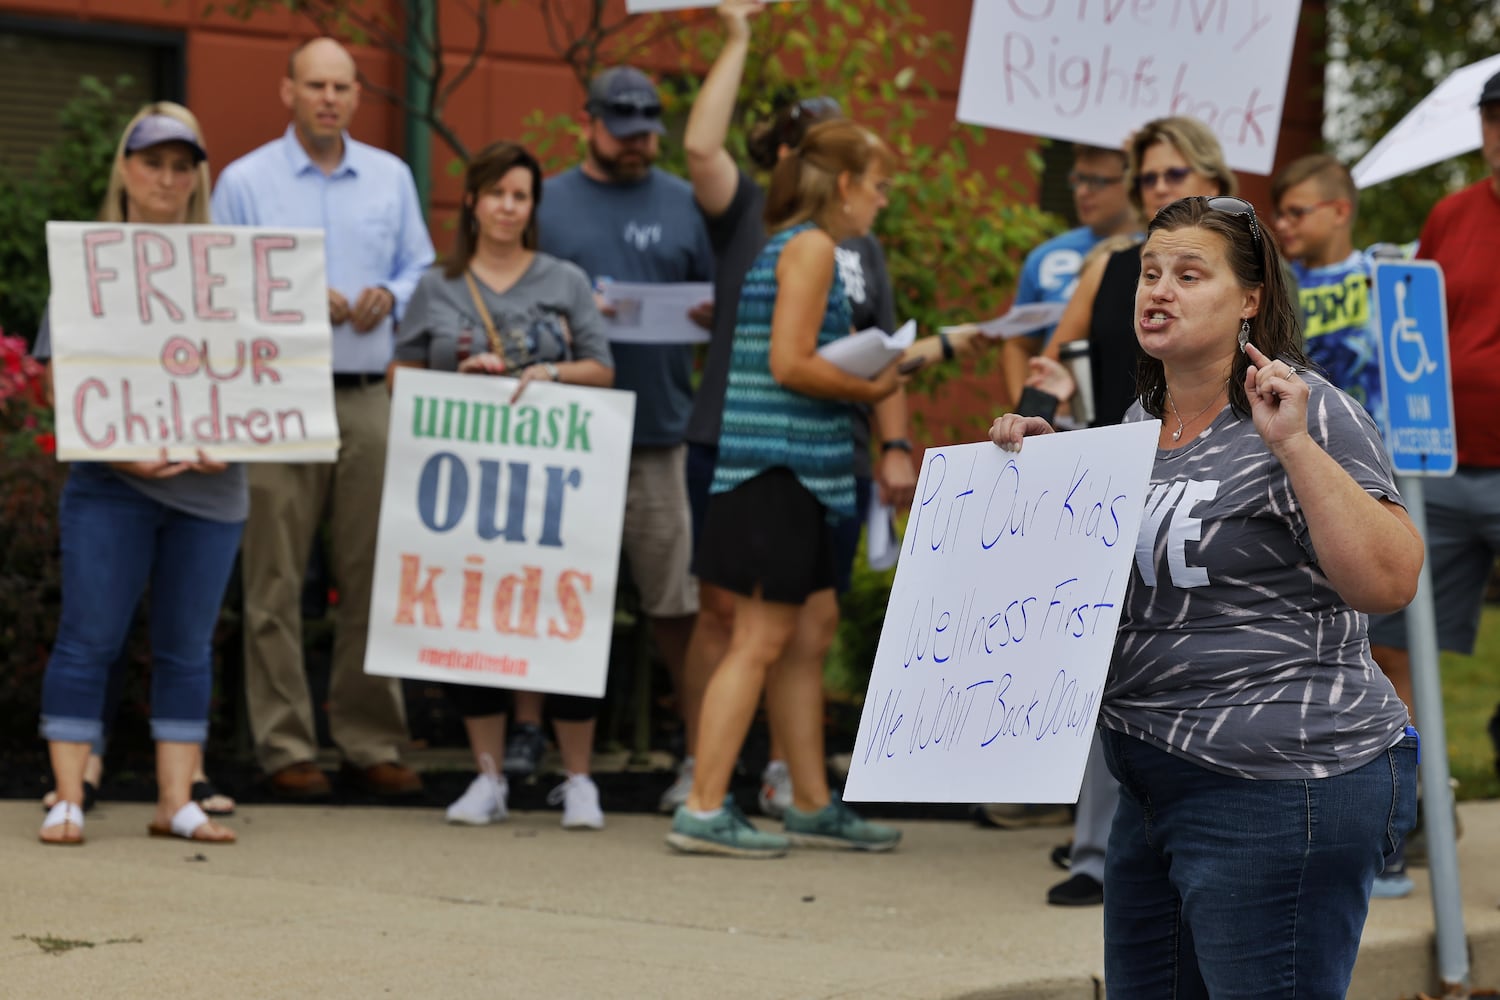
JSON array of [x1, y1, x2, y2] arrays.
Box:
[[667, 119, 906, 858]]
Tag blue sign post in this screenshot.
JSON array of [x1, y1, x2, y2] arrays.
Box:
[[1370, 258, 1467, 993], [1372, 260, 1457, 477]]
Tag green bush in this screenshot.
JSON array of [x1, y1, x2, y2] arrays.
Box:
[[0, 76, 135, 344], [0, 332, 65, 753]]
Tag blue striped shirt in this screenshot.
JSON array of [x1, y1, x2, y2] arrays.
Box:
[[712, 224, 855, 518]]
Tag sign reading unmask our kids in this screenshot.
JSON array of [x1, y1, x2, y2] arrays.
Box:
[[45, 222, 339, 461], [366, 368, 635, 699]]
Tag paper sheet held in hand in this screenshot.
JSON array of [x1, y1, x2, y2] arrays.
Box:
[[817, 319, 917, 378]]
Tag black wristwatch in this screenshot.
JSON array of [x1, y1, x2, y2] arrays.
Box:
[[881, 438, 913, 454]]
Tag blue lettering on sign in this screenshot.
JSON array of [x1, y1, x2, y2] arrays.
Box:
[[416, 451, 582, 547]]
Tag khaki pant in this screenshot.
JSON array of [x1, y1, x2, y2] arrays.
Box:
[[241, 382, 408, 772]]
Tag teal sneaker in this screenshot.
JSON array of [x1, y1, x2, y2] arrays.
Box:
[[783, 793, 902, 851], [666, 798, 790, 858]]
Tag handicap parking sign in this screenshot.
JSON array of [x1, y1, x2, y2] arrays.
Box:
[[1371, 260, 1457, 476]]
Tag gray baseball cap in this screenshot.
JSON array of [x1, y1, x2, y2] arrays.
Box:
[[586, 67, 666, 138], [125, 114, 208, 163]]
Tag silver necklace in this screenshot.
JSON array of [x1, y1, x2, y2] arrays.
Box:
[[1165, 383, 1226, 441]]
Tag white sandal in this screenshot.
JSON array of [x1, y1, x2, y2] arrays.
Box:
[[40, 801, 85, 846], [148, 802, 235, 844]]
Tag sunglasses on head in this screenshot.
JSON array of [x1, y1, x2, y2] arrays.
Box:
[[1201, 195, 1265, 259], [1136, 165, 1195, 190]]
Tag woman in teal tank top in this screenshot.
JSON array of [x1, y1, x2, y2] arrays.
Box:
[[667, 120, 906, 858]]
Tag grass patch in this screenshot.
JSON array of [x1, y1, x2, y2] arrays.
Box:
[[1442, 604, 1500, 801]]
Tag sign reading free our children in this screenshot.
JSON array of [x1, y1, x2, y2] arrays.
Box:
[[366, 368, 635, 699], [44, 222, 339, 461], [844, 423, 1157, 805], [957, 0, 1303, 175]]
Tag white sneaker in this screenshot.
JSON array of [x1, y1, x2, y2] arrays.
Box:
[[445, 755, 507, 826], [658, 756, 695, 814], [548, 773, 605, 830], [758, 760, 793, 819]]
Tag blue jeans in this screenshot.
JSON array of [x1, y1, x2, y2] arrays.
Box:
[[1101, 727, 1418, 999], [40, 467, 243, 745]]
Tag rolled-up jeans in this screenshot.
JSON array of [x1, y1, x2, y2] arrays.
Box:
[[40, 467, 243, 746], [1101, 726, 1418, 999]]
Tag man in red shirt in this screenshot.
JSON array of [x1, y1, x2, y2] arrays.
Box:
[[1368, 69, 1500, 776]]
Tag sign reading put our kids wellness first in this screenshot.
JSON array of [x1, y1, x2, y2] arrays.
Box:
[[44, 222, 339, 462], [956, 0, 1303, 175], [843, 423, 1157, 805], [365, 368, 635, 698]]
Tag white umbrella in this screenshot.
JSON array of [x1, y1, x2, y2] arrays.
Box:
[[1351, 52, 1500, 189]]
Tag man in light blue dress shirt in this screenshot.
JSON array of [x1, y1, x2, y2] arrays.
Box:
[[211, 37, 434, 801]]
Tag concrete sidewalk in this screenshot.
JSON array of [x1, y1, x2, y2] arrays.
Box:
[[4, 799, 1498, 999]]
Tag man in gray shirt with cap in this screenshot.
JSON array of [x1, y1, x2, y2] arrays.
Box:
[[512, 66, 714, 783]]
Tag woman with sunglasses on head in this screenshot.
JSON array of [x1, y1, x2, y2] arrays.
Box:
[[662, 0, 976, 823], [34, 103, 242, 846], [1018, 116, 1237, 907], [390, 140, 614, 830], [991, 196, 1422, 997]]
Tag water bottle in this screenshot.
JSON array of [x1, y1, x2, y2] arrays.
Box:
[[1058, 339, 1095, 427]]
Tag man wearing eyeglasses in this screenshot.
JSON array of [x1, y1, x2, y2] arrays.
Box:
[[531, 66, 715, 794], [1270, 155, 1387, 433], [1368, 69, 1500, 831], [1001, 144, 1138, 406]]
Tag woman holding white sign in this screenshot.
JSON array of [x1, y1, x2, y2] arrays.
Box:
[[390, 140, 615, 830], [990, 196, 1423, 997], [666, 119, 905, 858], [36, 103, 241, 846]]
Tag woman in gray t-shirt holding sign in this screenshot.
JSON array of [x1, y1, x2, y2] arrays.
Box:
[[391, 141, 613, 830], [991, 196, 1423, 999]]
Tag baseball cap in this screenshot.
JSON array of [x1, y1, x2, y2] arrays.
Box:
[[586, 67, 666, 138], [125, 114, 208, 164], [1480, 70, 1500, 106]]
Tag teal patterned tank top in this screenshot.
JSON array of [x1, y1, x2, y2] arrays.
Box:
[[711, 222, 856, 518]]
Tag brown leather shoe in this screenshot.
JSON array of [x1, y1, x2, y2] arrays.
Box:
[[343, 761, 423, 797], [266, 761, 332, 801]]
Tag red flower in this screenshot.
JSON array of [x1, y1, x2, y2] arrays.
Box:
[[36, 432, 56, 454]]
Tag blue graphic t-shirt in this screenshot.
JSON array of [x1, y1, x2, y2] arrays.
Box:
[[1014, 225, 1107, 344], [1292, 251, 1385, 434]]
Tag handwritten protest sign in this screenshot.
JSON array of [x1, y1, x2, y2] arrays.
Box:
[[956, 0, 1303, 175], [45, 222, 338, 461], [843, 423, 1158, 804], [365, 368, 635, 698]]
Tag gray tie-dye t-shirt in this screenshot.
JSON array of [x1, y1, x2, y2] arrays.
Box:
[[1100, 371, 1409, 780]]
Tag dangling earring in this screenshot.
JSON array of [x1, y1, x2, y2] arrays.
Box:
[[1238, 318, 1250, 351]]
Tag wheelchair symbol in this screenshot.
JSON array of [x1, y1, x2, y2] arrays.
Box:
[[1389, 279, 1438, 384]]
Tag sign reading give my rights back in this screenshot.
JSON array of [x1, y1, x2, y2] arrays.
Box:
[[844, 422, 1158, 805], [956, 0, 1303, 175]]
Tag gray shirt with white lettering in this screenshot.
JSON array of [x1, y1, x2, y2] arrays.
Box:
[[1101, 371, 1409, 779]]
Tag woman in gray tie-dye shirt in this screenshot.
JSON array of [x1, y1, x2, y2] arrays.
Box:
[[990, 196, 1423, 999]]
